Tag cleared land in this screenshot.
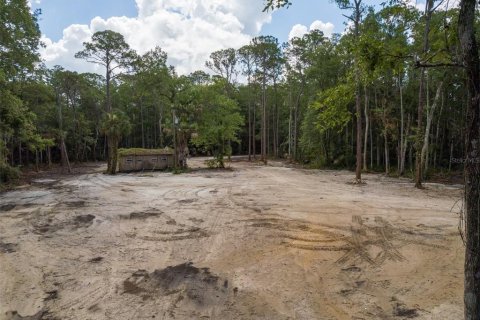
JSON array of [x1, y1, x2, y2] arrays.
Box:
[[0, 158, 464, 319]]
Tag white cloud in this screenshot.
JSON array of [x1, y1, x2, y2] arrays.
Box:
[[40, 25, 99, 73], [40, 0, 272, 75], [288, 20, 335, 41], [309, 21, 334, 37], [288, 24, 309, 41]]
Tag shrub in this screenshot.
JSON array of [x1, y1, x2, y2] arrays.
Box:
[[205, 157, 224, 169], [0, 164, 20, 184]]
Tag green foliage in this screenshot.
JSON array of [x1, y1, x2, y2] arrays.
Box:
[[75, 30, 135, 69], [0, 163, 20, 184], [205, 48, 238, 85], [205, 158, 225, 169], [0, 0, 44, 180], [192, 83, 243, 167], [0, 0, 41, 78], [310, 84, 353, 133], [101, 111, 132, 140], [0, 0, 471, 184]]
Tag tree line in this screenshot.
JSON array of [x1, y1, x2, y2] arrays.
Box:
[[0, 0, 476, 183], [2, 0, 480, 317]]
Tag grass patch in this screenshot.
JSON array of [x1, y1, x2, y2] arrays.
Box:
[[118, 148, 174, 156]]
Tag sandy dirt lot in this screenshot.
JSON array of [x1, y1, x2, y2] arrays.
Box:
[[0, 158, 464, 320]]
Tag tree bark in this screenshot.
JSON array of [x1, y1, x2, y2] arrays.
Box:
[[382, 99, 389, 175], [106, 137, 117, 174], [415, 0, 434, 188], [262, 67, 267, 165], [253, 98, 256, 159], [433, 94, 444, 169], [421, 81, 444, 175], [363, 85, 369, 171], [370, 110, 374, 169], [60, 139, 71, 174], [140, 99, 145, 149], [47, 145, 52, 168], [458, 0, 480, 318], [248, 101, 252, 161], [401, 114, 411, 176], [353, 0, 363, 183], [399, 77, 405, 175]]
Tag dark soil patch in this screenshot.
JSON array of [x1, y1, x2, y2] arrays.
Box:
[[124, 210, 162, 220], [339, 289, 354, 296], [44, 290, 58, 301], [0, 204, 16, 212], [123, 262, 232, 305], [74, 214, 95, 227], [89, 256, 103, 263], [64, 201, 86, 208], [393, 303, 418, 318], [33, 223, 62, 235], [33, 214, 95, 235], [342, 266, 362, 273], [188, 217, 204, 224], [0, 242, 17, 253], [123, 271, 149, 297], [166, 218, 177, 225], [177, 199, 197, 204]]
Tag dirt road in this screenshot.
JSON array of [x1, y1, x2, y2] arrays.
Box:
[[0, 158, 464, 319]]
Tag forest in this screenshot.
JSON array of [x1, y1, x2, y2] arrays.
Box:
[[0, 0, 476, 183], [2, 0, 480, 319]]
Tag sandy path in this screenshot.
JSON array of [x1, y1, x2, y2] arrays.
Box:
[[0, 158, 464, 319]]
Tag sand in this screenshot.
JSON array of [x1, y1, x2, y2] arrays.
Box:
[[0, 157, 464, 319]]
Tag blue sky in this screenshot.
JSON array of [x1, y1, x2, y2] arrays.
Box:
[[32, 0, 389, 74], [33, 1, 138, 41], [32, 0, 350, 43]]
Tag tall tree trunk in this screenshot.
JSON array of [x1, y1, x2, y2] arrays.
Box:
[[458, 0, 480, 318], [293, 84, 304, 161], [253, 98, 256, 159], [363, 85, 369, 171], [105, 54, 114, 173], [384, 133, 389, 175], [56, 91, 71, 173], [433, 94, 444, 169], [415, 0, 434, 188], [399, 77, 405, 175], [401, 114, 411, 176], [355, 82, 363, 181], [107, 137, 118, 174], [276, 103, 280, 158], [370, 112, 374, 169], [248, 101, 252, 161], [60, 139, 71, 173], [382, 100, 389, 175], [448, 139, 454, 172], [262, 70, 267, 165], [158, 103, 164, 148], [421, 81, 444, 175], [35, 149, 39, 172], [47, 145, 52, 168], [140, 99, 145, 149], [273, 82, 279, 158], [353, 0, 363, 183]]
